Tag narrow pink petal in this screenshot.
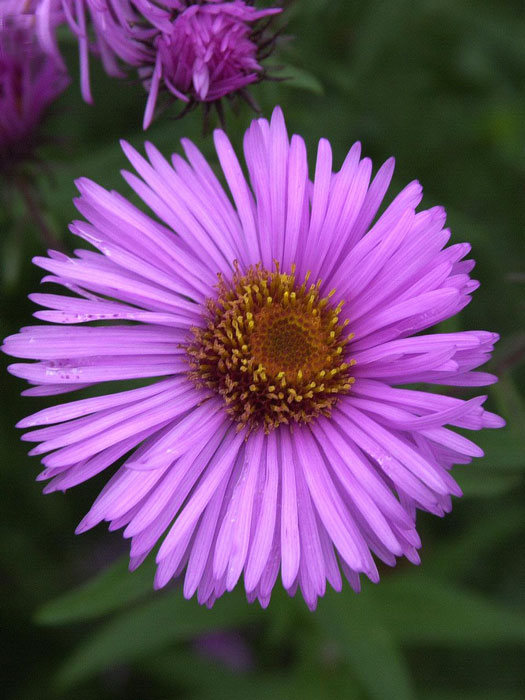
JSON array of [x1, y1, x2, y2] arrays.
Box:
[[298, 138, 332, 277], [125, 400, 225, 471], [157, 428, 245, 560], [41, 388, 201, 469], [213, 129, 260, 261], [224, 431, 264, 590], [183, 459, 233, 598], [280, 428, 300, 589], [294, 451, 326, 598], [295, 429, 371, 572], [340, 404, 450, 494], [244, 433, 279, 592], [143, 50, 162, 130]]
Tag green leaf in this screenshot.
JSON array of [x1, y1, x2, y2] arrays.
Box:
[[318, 588, 416, 700], [374, 574, 525, 646], [35, 554, 155, 626], [280, 64, 324, 95], [55, 588, 262, 689]]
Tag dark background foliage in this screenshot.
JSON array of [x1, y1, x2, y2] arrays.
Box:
[[1, 1, 524, 698]]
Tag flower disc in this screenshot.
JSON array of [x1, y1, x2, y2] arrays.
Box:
[[187, 263, 354, 431]]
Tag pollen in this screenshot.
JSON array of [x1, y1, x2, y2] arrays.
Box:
[[186, 262, 355, 432]]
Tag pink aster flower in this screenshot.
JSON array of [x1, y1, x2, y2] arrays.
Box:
[[3, 107, 504, 610], [0, 1, 69, 176], [36, 1, 281, 127], [141, 1, 282, 128]]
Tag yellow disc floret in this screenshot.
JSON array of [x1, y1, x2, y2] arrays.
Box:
[[186, 262, 355, 432]]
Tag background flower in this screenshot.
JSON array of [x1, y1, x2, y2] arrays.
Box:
[[0, 1, 70, 254], [0, 2, 69, 178]]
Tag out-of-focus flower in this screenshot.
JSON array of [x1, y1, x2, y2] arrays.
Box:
[[0, 1, 69, 177], [2, 107, 505, 610], [36, 1, 282, 127], [193, 630, 254, 671]]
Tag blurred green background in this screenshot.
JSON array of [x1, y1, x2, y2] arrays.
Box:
[[1, 1, 524, 698]]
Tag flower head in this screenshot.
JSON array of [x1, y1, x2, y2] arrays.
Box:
[[0, 2, 69, 176], [146, 1, 280, 125], [36, 1, 281, 127], [3, 107, 504, 610]]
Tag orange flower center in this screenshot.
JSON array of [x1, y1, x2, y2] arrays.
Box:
[[186, 263, 355, 432]]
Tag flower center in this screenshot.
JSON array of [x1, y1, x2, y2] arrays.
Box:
[[187, 263, 354, 432]]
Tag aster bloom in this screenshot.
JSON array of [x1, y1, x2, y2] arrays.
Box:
[[36, 1, 281, 127], [3, 107, 504, 610], [0, 1, 69, 177], [141, 1, 282, 128]]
